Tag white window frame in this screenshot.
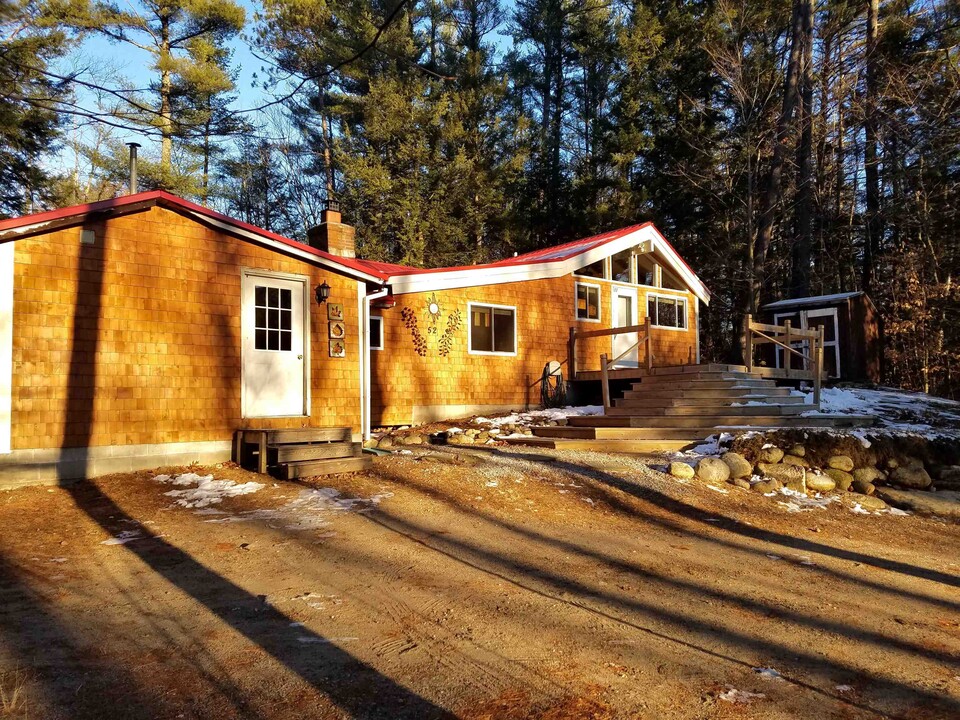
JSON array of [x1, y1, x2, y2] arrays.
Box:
[[467, 302, 518, 356], [646, 292, 689, 331], [369, 315, 384, 350], [574, 282, 602, 323], [572, 257, 608, 281]]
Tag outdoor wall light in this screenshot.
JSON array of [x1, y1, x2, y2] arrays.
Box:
[[315, 281, 331, 304]]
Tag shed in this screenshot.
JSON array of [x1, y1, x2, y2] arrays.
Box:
[[760, 292, 882, 383]]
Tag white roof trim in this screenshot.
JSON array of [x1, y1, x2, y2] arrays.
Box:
[[762, 291, 863, 310], [386, 225, 711, 304], [182, 210, 385, 285]]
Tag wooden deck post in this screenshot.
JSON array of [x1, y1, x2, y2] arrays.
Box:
[[813, 327, 823, 408], [568, 327, 578, 379], [744, 313, 753, 372], [644, 317, 653, 371], [784, 319, 792, 376], [600, 353, 611, 413]]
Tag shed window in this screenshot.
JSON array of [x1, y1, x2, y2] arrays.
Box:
[[574, 259, 605, 279], [647, 295, 687, 329], [575, 283, 600, 321], [469, 304, 516, 354], [369, 316, 383, 350]]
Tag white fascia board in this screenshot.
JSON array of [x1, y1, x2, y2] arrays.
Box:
[[0, 241, 12, 454], [183, 210, 386, 286], [387, 227, 661, 295], [647, 232, 711, 305]]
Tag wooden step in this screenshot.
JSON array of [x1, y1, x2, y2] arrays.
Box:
[[279, 455, 372, 480], [622, 387, 793, 399], [505, 437, 694, 453], [631, 378, 776, 390], [272, 442, 362, 463], [614, 395, 807, 409], [636, 372, 759, 384], [641, 363, 750, 375], [250, 427, 352, 445], [532, 426, 705, 440], [567, 414, 873, 429], [608, 404, 808, 417]]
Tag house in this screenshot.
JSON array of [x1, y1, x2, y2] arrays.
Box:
[[355, 223, 711, 426], [760, 292, 882, 382], [0, 191, 390, 486], [0, 191, 710, 486]]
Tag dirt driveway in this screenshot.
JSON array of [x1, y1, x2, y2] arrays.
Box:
[[1, 446, 958, 719]]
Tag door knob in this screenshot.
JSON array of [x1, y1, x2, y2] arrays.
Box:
[[297, 355, 303, 360]]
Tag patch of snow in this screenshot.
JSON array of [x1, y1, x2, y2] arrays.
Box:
[[226, 488, 392, 531], [101, 530, 142, 546], [775, 487, 838, 513], [473, 405, 603, 427], [157, 473, 264, 509], [719, 688, 765, 704], [835, 685, 854, 692], [706, 485, 729, 494], [849, 503, 871, 515], [753, 667, 784, 681], [678, 432, 734, 457], [800, 386, 960, 436], [885, 507, 910, 516], [485, 480, 499, 487]]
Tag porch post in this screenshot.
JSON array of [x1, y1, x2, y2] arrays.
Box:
[[600, 353, 611, 412], [744, 313, 753, 372], [568, 327, 578, 380]]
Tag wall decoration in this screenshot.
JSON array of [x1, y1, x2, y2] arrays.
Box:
[[438, 309, 463, 357], [327, 302, 344, 321], [329, 339, 346, 358], [329, 321, 345, 339], [425, 292, 443, 334], [400, 306, 427, 356]]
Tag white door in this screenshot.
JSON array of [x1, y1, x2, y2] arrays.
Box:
[[611, 286, 639, 368], [242, 273, 308, 417], [804, 308, 840, 378]]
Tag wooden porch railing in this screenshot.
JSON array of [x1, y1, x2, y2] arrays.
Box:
[[568, 318, 654, 411], [744, 314, 824, 406]]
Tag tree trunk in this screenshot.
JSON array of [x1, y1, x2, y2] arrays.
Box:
[[159, 13, 173, 172], [752, 0, 805, 312], [791, 0, 815, 298], [863, 0, 881, 291]]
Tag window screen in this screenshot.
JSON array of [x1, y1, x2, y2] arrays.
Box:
[[576, 284, 600, 320], [255, 285, 293, 351], [470, 304, 516, 353], [647, 295, 687, 329]]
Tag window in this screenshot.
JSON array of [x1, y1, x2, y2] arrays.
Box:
[[647, 294, 688, 329], [574, 259, 605, 279], [575, 283, 600, 321], [610, 249, 633, 283], [469, 303, 516, 354], [636, 255, 657, 286], [369, 316, 383, 350], [254, 285, 293, 351]]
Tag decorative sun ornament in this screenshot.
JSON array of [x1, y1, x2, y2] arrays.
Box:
[[425, 293, 443, 334]]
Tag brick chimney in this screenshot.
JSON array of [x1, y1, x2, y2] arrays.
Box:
[[307, 199, 356, 258]]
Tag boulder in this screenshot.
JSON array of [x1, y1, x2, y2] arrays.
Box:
[[806, 473, 837, 493], [721, 452, 753, 479], [888, 460, 933, 490], [886, 458, 900, 470], [729, 477, 752, 490], [751, 479, 782, 494], [826, 469, 854, 492], [828, 455, 855, 472], [935, 465, 960, 490], [788, 444, 806, 458], [476, 432, 490, 443], [875, 488, 960, 518], [404, 434, 424, 445], [782, 454, 810, 468], [377, 436, 394, 450], [363, 438, 379, 449], [696, 457, 731, 484], [669, 462, 696, 480], [840, 493, 887, 511], [457, 435, 475, 445], [759, 446, 785, 464], [757, 462, 805, 492], [851, 479, 876, 496], [853, 467, 886, 485]]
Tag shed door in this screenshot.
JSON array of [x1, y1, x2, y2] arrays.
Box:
[[241, 274, 308, 417], [805, 308, 840, 378], [611, 286, 639, 367]]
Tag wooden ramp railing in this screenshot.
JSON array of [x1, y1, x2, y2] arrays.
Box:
[[568, 318, 654, 411], [745, 314, 824, 406]]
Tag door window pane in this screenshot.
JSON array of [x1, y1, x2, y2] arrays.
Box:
[[254, 284, 294, 351]]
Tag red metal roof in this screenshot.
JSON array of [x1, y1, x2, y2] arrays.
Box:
[[0, 190, 390, 283]]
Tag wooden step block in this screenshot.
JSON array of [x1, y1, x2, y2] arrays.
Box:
[[614, 395, 807, 409], [532, 426, 705, 440], [505, 437, 694, 453], [630, 379, 776, 391], [622, 387, 791, 399], [279, 455, 372, 480], [253, 427, 352, 445], [566, 414, 873, 429], [272, 442, 362, 463], [608, 404, 807, 417]]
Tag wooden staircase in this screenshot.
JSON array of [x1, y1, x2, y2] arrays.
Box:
[[509, 364, 872, 453], [234, 427, 372, 479]]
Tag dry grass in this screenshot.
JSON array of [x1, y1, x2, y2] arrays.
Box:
[[0, 667, 28, 717]]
